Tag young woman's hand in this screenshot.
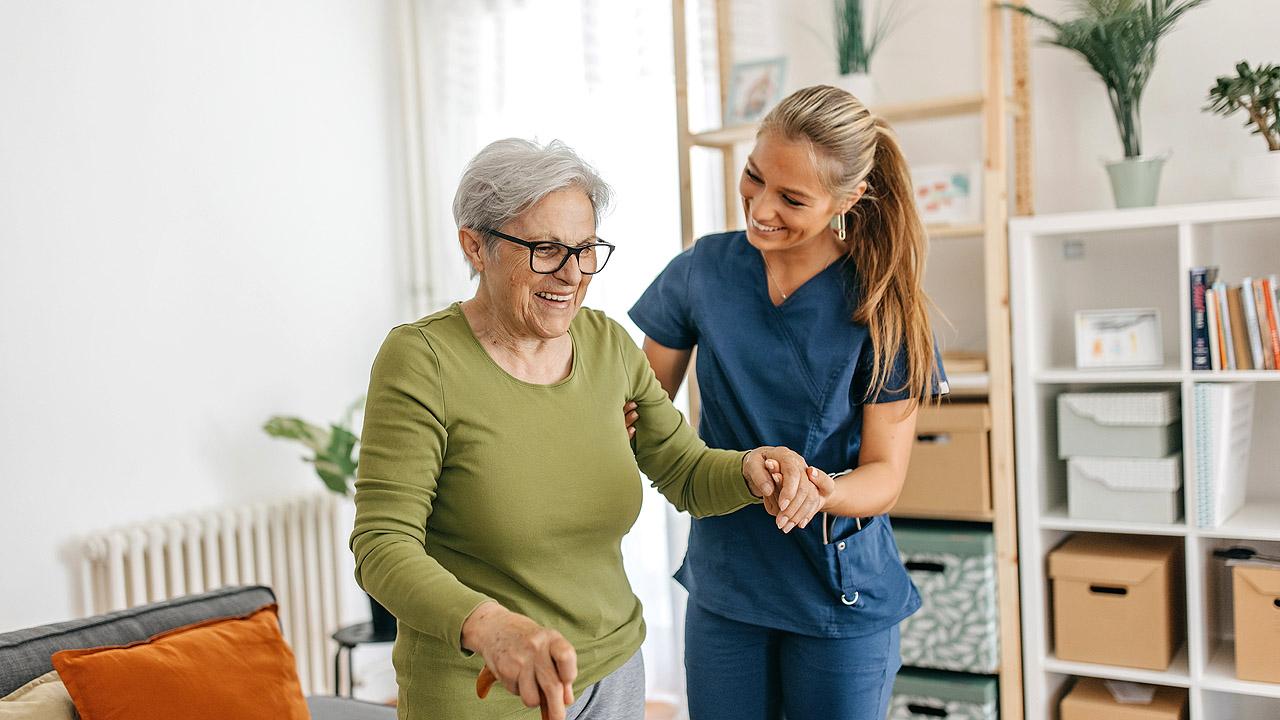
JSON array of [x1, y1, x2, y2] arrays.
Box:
[[622, 401, 638, 439]]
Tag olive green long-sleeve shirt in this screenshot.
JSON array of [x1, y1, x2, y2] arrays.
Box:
[[350, 303, 757, 718]]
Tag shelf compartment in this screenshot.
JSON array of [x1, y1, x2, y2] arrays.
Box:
[[1198, 501, 1280, 542], [1203, 641, 1280, 699], [1020, 226, 1181, 372], [1201, 691, 1280, 720]]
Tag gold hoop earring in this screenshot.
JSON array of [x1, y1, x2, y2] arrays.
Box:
[[830, 213, 847, 242]]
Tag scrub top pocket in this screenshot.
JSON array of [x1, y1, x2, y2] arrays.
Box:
[[824, 516, 889, 606]]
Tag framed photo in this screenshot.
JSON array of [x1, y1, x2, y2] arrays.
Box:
[[725, 57, 787, 126], [913, 163, 983, 225], [1075, 308, 1164, 369]]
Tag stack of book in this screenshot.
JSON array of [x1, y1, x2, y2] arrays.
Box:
[[1189, 267, 1280, 371]]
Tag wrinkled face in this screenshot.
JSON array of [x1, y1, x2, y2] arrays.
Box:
[[739, 131, 855, 254], [479, 189, 598, 340]]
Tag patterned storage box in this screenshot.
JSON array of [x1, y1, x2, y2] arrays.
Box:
[[896, 524, 999, 674], [888, 668, 997, 720]]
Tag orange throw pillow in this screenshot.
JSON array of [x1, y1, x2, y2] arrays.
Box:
[[51, 604, 308, 720]]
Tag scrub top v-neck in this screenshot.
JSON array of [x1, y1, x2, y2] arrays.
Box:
[[630, 230, 947, 637]]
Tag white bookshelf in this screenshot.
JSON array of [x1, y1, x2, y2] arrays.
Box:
[[1011, 198, 1280, 720]]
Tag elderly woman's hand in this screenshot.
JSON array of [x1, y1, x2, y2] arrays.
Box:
[[462, 602, 577, 719], [742, 447, 835, 533]]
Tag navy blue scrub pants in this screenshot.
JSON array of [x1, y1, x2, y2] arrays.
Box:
[[684, 601, 901, 720]]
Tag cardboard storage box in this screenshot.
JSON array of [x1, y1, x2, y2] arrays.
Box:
[[1067, 454, 1183, 524], [1060, 677, 1187, 720], [896, 524, 998, 673], [1049, 534, 1183, 670], [1233, 562, 1280, 683], [888, 668, 996, 720], [1057, 391, 1181, 459], [894, 403, 991, 518]]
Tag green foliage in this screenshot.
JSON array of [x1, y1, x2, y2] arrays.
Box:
[[834, 0, 903, 75], [1006, 0, 1209, 158], [263, 396, 363, 496], [1205, 61, 1280, 152]]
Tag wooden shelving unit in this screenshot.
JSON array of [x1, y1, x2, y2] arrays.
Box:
[[670, 1, 1033, 717], [1010, 198, 1280, 720]]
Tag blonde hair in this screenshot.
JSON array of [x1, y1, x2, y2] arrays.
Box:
[[758, 85, 940, 407]]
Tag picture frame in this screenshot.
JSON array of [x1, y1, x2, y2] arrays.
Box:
[[725, 57, 787, 126], [913, 162, 983, 226], [1075, 308, 1164, 369]]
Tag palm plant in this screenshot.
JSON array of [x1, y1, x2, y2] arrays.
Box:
[[1205, 61, 1280, 152], [263, 396, 363, 496], [1007, 0, 1209, 158], [834, 0, 904, 75]]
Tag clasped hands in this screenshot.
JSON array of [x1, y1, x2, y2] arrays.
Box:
[[741, 445, 836, 533]]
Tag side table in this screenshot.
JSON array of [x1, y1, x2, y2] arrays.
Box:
[[332, 622, 396, 697]]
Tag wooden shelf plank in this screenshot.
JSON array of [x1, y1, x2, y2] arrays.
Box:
[[929, 223, 985, 239], [689, 93, 989, 148]]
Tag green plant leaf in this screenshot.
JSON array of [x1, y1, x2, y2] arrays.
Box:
[[263, 399, 363, 496], [1008, 0, 1210, 158]]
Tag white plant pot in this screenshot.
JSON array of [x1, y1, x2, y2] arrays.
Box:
[[836, 72, 876, 105], [1231, 151, 1280, 199]]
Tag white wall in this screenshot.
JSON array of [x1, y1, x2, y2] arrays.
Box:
[[0, 1, 405, 631]]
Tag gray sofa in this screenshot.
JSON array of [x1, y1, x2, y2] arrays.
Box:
[[0, 585, 394, 719]]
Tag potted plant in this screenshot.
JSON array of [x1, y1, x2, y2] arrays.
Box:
[[832, 0, 903, 105], [1205, 61, 1280, 198], [264, 398, 397, 640], [1008, 0, 1210, 208]]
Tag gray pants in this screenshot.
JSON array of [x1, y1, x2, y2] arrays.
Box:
[[565, 650, 645, 720]]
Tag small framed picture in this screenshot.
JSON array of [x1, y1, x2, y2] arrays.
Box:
[[725, 57, 787, 126], [1075, 308, 1164, 369], [913, 163, 983, 225]]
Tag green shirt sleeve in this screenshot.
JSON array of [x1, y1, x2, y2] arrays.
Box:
[[611, 318, 759, 516], [349, 325, 492, 655]]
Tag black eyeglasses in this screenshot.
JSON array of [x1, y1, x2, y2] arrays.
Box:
[[480, 228, 616, 275]]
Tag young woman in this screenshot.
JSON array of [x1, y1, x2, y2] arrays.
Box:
[[628, 85, 948, 720]]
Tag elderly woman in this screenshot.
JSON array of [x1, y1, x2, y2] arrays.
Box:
[[350, 138, 830, 720]]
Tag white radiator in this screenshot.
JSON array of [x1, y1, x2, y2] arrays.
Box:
[[79, 492, 346, 695]]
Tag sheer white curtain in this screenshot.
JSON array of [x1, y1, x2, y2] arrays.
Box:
[[398, 0, 693, 709]]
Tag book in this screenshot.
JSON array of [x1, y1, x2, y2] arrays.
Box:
[[1253, 279, 1275, 369], [1242, 277, 1266, 370], [1227, 287, 1254, 370], [1207, 287, 1222, 371], [1270, 273, 1280, 365], [1195, 382, 1256, 528], [1214, 281, 1236, 370], [1190, 267, 1212, 371], [1262, 276, 1280, 369]]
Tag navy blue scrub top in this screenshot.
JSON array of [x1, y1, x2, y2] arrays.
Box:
[[629, 231, 948, 637]]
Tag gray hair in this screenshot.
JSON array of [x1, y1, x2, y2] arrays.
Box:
[[452, 138, 613, 255]]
